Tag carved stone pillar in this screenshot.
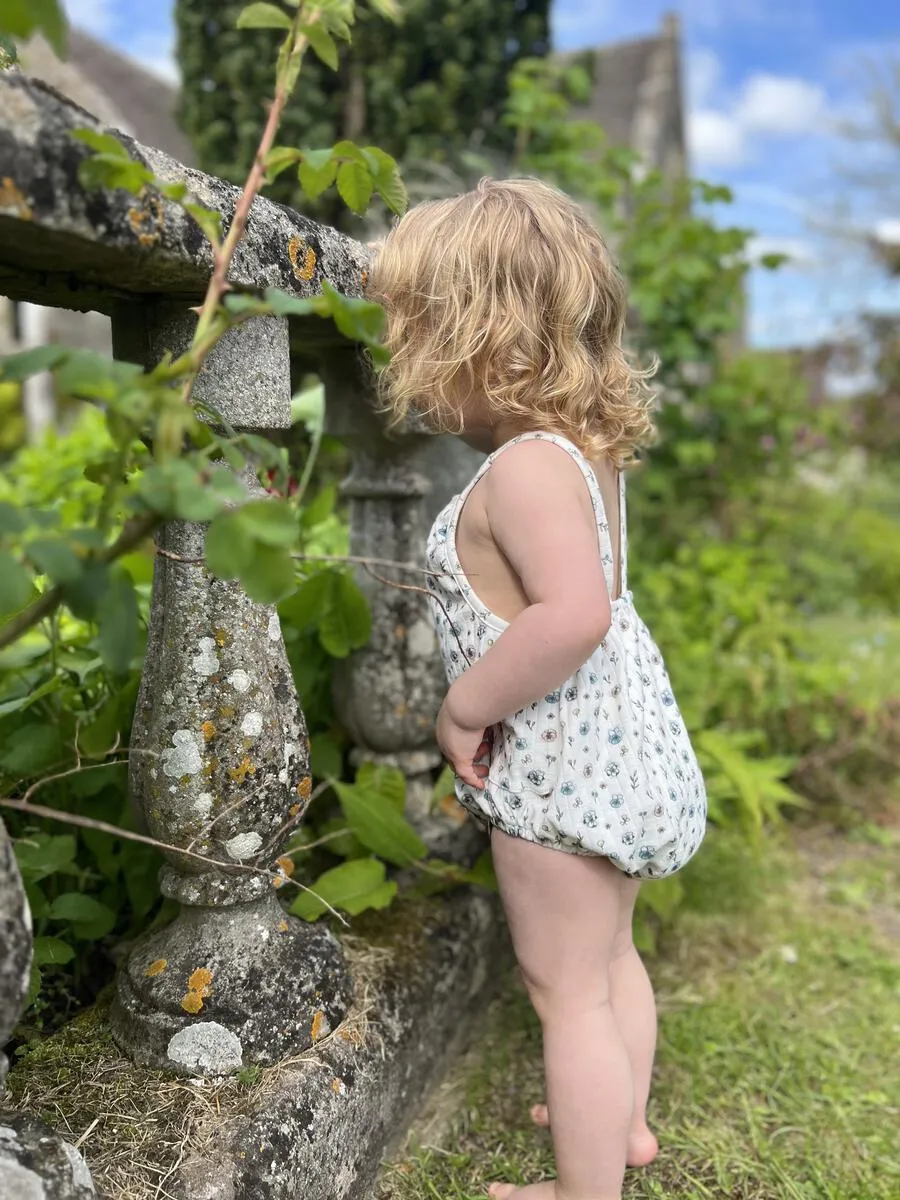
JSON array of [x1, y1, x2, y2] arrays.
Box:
[[1, 822, 97, 1195], [320, 354, 482, 852], [108, 304, 349, 1072], [0, 822, 31, 1092]]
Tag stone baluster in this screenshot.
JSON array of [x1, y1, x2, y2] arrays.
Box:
[[318, 352, 483, 852], [0, 821, 32, 1093], [108, 303, 349, 1074], [1, 821, 97, 1196]]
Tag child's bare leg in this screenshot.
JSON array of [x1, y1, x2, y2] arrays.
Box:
[[488, 831, 633, 1200], [530, 880, 658, 1167]]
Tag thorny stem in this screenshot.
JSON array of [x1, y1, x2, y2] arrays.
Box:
[[184, 16, 315, 401]]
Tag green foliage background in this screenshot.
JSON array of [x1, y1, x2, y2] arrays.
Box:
[[175, 0, 550, 224]]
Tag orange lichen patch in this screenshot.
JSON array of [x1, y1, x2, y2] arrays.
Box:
[[296, 776, 312, 800], [0, 177, 32, 220], [127, 190, 164, 248], [289, 803, 301, 818], [276, 855, 295, 878], [439, 793, 469, 825], [361, 269, 368, 290], [393, 624, 406, 639], [214, 628, 230, 647], [394, 702, 408, 718], [277, 919, 289, 933], [145, 958, 168, 977], [331, 1077, 347, 1096], [200, 721, 217, 742], [310, 1010, 328, 1043], [181, 966, 213, 1013], [288, 235, 317, 281], [229, 757, 256, 784], [187, 967, 213, 992]]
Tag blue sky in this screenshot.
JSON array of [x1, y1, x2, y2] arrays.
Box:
[[65, 0, 899, 349]]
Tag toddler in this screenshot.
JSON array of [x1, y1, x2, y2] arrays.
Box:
[[369, 177, 707, 1200]]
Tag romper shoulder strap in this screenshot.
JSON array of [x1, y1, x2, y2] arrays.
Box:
[[478, 431, 618, 598]]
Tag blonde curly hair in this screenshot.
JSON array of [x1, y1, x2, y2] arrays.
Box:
[[367, 176, 655, 467]]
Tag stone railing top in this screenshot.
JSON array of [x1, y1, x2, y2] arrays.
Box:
[[0, 74, 369, 315]]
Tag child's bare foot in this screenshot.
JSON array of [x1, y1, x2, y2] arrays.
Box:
[[529, 1105, 659, 1169], [488, 1182, 556, 1199]]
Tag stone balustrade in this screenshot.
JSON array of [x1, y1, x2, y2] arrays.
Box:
[[0, 71, 477, 1086]]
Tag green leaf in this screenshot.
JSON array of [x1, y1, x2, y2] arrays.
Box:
[[318, 573, 371, 657], [367, 0, 403, 21], [278, 570, 333, 628], [25, 964, 41, 1009], [78, 154, 153, 195], [240, 545, 296, 604], [61, 562, 110, 621], [0, 345, 68, 384], [184, 202, 223, 247], [300, 482, 336, 529], [71, 128, 131, 158], [0, 550, 33, 615], [32, 936, 76, 967], [236, 2, 293, 30], [336, 161, 374, 215], [302, 22, 338, 69], [334, 776, 427, 867], [356, 762, 405, 813], [96, 569, 139, 676], [301, 147, 335, 171], [289, 858, 397, 921], [205, 513, 255, 579], [262, 288, 324, 319], [0, 0, 67, 55], [0, 502, 26, 536], [364, 146, 408, 215], [431, 763, 456, 808], [309, 730, 343, 779], [233, 499, 299, 547], [298, 156, 338, 200], [26, 538, 83, 585], [265, 146, 303, 181], [291, 383, 325, 435], [13, 835, 76, 883], [0, 724, 61, 778], [48, 892, 117, 938], [321, 282, 385, 344]]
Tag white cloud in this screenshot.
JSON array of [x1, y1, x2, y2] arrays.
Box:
[[688, 72, 830, 169], [688, 110, 746, 168], [874, 218, 900, 245], [66, 0, 116, 37], [747, 236, 816, 266], [687, 48, 721, 108], [736, 74, 827, 136]]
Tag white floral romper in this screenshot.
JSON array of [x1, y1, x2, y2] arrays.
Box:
[[425, 432, 707, 879]]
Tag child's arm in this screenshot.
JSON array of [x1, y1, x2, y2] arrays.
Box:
[[437, 441, 611, 785]]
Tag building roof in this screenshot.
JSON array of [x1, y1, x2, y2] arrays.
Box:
[[19, 30, 196, 168]]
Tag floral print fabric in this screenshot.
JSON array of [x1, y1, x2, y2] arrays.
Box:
[[425, 432, 707, 879]]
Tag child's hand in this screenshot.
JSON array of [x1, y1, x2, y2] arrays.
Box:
[[436, 697, 492, 790]]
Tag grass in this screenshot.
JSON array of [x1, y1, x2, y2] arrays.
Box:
[[378, 827, 900, 1200]]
